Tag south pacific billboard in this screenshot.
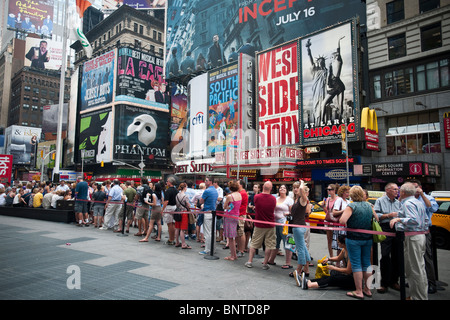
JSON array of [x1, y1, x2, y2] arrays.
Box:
[[80, 49, 115, 111], [114, 105, 169, 164], [165, 0, 366, 80], [207, 62, 239, 155]]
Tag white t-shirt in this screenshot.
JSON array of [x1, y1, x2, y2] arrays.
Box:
[[274, 196, 294, 223], [333, 197, 350, 212]]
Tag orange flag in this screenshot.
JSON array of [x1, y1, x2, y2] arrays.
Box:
[[76, 0, 92, 18]]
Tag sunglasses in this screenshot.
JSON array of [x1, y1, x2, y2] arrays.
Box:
[[327, 188, 334, 191]]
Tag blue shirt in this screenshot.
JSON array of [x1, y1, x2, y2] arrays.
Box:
[[416, 194, 438, 227], [396, 196, 429, 232], [374, 194, 401, 224], [75, 181, 89, 200], [202, 186, 218, 212], [108, 185, 123, 202]]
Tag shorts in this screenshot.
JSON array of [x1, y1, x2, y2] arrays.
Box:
[[135, 205, 149, 220], [75, 200, 88, 214], [119, 203, 134, 220], [150, 206, 162, 221], [163, 205, 176, 224], [250, 227, 276, 250], [237, 218, 245, 237], [92, 205, 105, 217]]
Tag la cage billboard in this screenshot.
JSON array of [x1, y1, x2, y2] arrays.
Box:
[[165, 0, 366, 80]]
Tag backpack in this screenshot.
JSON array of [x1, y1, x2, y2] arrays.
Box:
[[138, 185, 153, 204]]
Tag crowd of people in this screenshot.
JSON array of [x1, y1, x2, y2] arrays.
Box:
[[0, 176, 437, 300]]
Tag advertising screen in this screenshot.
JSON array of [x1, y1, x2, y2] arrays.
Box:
[[24, 38, 63, 71], [188, 73, 208, 158], [80, 49, 115, 111], [257, 40, 299, 148], [169, 84, 188, 153], [116, 47, 168, 110], [4, 125, 41, 166], [300, 21, 359, 145], [7, 0, 54, 36], [78, 107, 113, 164], [0, 155, 13, 184], [165, 0, 366, 80], [207, 62, 239, 155], [42, 103, 68, 133], [114, 105, 169, 164]]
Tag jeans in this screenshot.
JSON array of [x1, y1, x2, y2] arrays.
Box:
[[293, 227, 311, 265], [275, 225, 286, 250], [346, 238, 372, 273]]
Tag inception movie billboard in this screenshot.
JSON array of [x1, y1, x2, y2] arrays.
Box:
[[165, 0, 366, 79], [80, 49, 115, 111], [116, 47, 169, 110], [114, 105, 169, 164]]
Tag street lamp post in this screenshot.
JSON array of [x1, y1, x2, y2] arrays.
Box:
[[133, 144, 145, 177]]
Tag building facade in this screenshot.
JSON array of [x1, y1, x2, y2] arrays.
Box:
[[364, 0, 450, 191]]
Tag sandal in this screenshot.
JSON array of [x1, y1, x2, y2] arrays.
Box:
[[175, 243, 182, 247], [347, 291, 364, 300], [182, 245, 192, 249], [281, 265, 293, 269]]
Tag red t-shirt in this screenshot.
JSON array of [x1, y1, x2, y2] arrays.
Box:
[[239, 190, 248, 216], [253, 193, 276, 228]]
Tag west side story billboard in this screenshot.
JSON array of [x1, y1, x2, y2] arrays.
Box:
[[165, 0, 367, 80]]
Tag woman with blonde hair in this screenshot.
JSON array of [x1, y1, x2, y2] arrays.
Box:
[[340, 186, 378, 299], [290, 180, 312, 286]]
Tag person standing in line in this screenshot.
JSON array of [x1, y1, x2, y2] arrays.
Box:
[[192, 183, 206, 243], [140, 182, 163, 243], [236, 179, 248, 258], [74, 176, 90, 227], [117, 181, 136, 233], [223, 180, 242, 261], [332, 185, 350, 257], [134, 178, 152, 236], [390, 182, 429, 300], [91, 183, 107, 228], [199, 176, 218, 255], [174, 182, 192, 249], [373, 182, 401, 293], [291, 180, 312, 286], [324, 183, 339, 258], [339, 186, 377, 300], [100, 179, 123, 231], [271, 185, 293, 267], [408, 179, 439, 294], [162, 177, 178, 245], [245, 181, 277, 270]]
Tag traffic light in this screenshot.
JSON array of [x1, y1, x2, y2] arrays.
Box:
[[51, 152, 55, 160], [101, 161, 104, 167], [40, 150, 44, 158]]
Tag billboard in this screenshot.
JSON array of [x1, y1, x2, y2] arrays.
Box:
[[300, 21, 359, 145], [114, 105, 169, 164], [24, 38, 63, 71], [188, 73, 208, 158], [207, 62, 239, 154], [4, 125, 42, 165], [102, 0, 166, 11], [7, 0, 54, 36], [42, 103, 68, 133], [165, 0, 366, 80], [168, 84, 188, 152], [78, 107, 113, 164], [116, 47, 168, 110], [257, 40, 299, 148], [0, 155, 13, 184], [80, 49, 115, 111]]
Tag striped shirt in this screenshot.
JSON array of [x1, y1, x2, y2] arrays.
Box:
[[396, 196, 429, 232]]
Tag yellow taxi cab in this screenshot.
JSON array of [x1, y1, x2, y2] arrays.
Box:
[[429, 191, 450, 250], [308, 200, 326, 232]]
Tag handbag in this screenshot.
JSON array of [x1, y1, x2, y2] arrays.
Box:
[[372, 218, 386, 243], [315, 256, 330, 279], [325, 198, 341, 222], [174, 193, 189, 222]]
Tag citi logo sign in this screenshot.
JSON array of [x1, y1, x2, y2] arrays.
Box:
[[192, 112, 204, 126]]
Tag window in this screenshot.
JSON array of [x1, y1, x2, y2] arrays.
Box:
[[139, 25, 144, 34], [386, 111, 441, 155], [134, 23, 138, 32], [386, 0, 404, 24], [157, 32, 162, 42], [153, 30, 157, 39], [388, 33, 406, 60], [417, 59, 448, 91], [421, 22, 442, 52], [419, 0, 440, 13]]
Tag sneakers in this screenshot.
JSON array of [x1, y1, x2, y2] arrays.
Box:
[[236, 251, 244, 258], [99, 226, 108, 230], [199, 250, 209, 255], [262, 264, 270, 270], [302, 273, 308, 290], [294, 270, 306, 287], [244, 262, 253, 268]]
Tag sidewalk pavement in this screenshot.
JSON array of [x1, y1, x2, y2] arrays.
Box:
[[1, 215, 449, 302]]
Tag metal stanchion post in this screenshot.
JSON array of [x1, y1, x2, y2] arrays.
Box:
[[397, 230, 406, 300], [204, 210, 219, 260], [117, 201, 128, 237]]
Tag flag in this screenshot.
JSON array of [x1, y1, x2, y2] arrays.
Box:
[[75, 27, 93, 59], [76, 0, 92, 18]]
